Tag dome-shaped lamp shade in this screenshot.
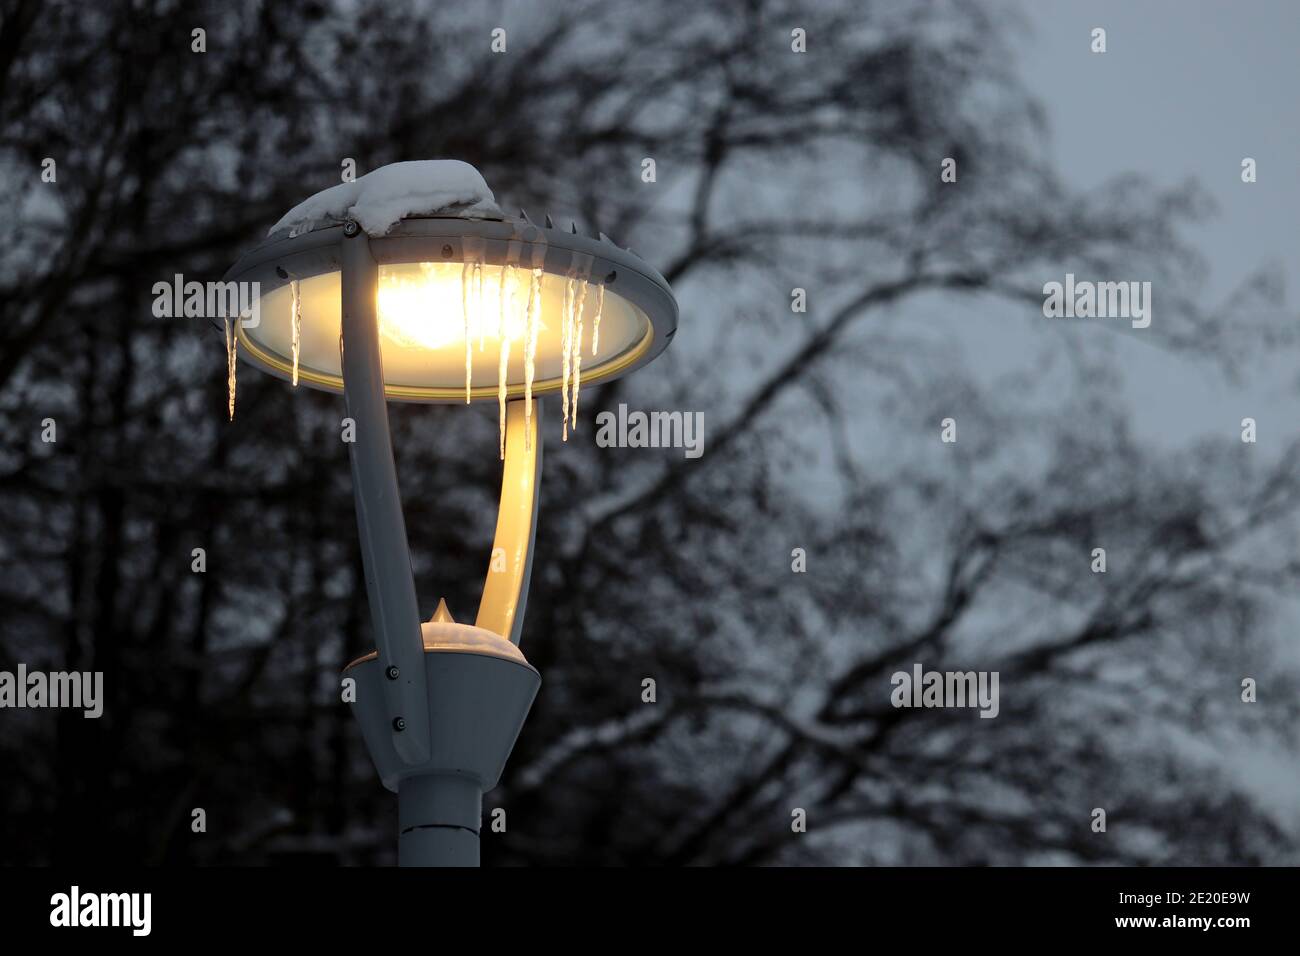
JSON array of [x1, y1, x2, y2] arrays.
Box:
[[222, 216, 677, 403]]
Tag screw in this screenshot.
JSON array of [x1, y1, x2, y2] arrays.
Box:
[[392, 717, 406, 732], [342, 220, 360, 237], [386, 665, 400, 680], [441, 243, 454, 258]]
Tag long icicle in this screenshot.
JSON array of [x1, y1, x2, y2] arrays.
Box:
[[560, 276, 573, 441], [524, 267, 542, 451], [224, 316, 238, 420], [590, 282, 605, 357], [570, 278, 588, 431], [497, 264, 514, 460], [475, 259, 485, 352], [462, 259, 473, 403], [290, 279, 302, 386]]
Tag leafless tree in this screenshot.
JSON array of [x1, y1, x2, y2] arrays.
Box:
[[0, 0, 1294, 865]]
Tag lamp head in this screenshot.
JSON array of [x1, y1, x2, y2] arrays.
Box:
[[220, 169, 677, 403]]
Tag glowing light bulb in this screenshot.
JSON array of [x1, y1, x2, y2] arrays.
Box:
[[377, 262, 541, 351]]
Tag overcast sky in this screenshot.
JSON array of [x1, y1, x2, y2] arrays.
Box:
[[1017, 0, 1299, 450]]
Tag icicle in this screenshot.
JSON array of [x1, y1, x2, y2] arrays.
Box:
[[462, 260, 473, 403], [496, 261, 510, 343], [590, 282, 605, 357], [290, 279, 302, 386], [497, 264, 515, 460], [570, 278, 588, 431], [560, 277, 574, 441], [224, 316, 239, 420], [523, 267, 542, 450], [475, 260, 485, 352]]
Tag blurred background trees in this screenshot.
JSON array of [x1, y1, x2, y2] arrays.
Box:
[[1, 0, 1296, 865]]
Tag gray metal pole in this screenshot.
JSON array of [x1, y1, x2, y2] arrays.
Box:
[[339, 229, 432, 767], [398, 773, 482, 867]]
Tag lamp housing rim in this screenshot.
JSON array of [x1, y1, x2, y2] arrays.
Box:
[[218, 214, 678, 404]]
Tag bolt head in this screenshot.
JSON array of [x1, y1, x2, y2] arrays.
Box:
[[386, 665, 400, 680], [392, 717, 406, 732], [342, 220, 360, 237]]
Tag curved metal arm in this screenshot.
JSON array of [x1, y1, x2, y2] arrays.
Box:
[[476, 398, 542, 645], [340, 232, 431, 766]]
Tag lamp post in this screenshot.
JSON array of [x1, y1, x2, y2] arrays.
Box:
[[219, 162, 678, 866]]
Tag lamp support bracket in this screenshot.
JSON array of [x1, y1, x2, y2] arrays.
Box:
[[339, 231, 432, 766], [476, 398, 542, 644]]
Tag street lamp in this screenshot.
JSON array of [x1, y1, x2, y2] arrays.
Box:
[[219, 161, 678, 866]]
